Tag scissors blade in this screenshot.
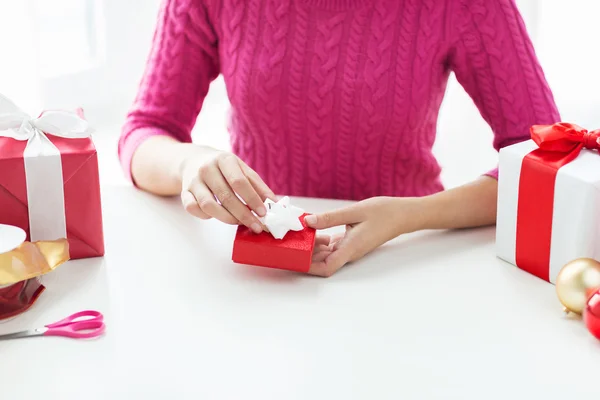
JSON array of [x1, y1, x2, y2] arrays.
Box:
[[0, 328, 47, 341]]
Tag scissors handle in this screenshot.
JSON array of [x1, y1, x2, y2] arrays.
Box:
[[46, 310, 103, 328], [42, 310, 105, 339], [44, 320, 105, 339]]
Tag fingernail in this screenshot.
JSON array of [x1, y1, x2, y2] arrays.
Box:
[[256, 205, 267, 217], [251, 223, 263, 234], [304, 215, 317, 226]]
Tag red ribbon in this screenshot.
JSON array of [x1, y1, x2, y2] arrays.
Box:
[[515, 123, 600, 281]]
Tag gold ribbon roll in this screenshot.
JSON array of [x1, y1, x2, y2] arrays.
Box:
[[0, 239, 70, 286]]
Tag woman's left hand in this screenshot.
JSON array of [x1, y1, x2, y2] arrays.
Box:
[[304, 197, 425, 277]]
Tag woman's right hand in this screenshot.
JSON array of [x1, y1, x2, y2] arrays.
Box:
[[179, 149, 275, 233]]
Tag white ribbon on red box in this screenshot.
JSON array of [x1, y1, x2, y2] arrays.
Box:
[[0, 93, 92, 242], [258, 197, 305, 239]]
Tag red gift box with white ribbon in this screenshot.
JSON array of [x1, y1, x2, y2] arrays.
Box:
[[0, 94, 104, 259], [496, 123, 600, 283], [232, 197, 316, 273]]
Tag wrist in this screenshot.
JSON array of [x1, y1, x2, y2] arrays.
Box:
[[415, 194, 442, 231], [389, 196, 431, 234], [410, 177, 499, 231]]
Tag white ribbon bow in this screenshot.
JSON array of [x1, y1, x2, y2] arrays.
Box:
[[0, 93, 92, 143], [0, 93, 93, 244], [258, 196, 305, 239]]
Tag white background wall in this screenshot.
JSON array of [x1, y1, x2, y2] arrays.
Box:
[[1, 0, 598, 189]]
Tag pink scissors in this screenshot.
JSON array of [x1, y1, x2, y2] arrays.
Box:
[[0, 310, 105, 340]]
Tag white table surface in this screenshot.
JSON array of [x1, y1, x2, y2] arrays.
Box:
[[1, 186, 599, 399]]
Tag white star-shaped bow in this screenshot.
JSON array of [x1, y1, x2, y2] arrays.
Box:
[[258, 197, 305, 239]]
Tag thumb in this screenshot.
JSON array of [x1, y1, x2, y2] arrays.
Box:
[[304, 205, 361, 229]]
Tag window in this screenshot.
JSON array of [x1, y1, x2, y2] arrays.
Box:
[[33, 0, 105, 78]]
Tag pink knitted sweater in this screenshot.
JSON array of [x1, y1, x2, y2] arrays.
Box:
[[118, 0, 560, 200]]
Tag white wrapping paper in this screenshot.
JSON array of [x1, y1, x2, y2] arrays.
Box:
[[496, 139, 600, 283]]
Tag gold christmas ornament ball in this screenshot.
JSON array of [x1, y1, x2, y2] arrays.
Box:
[[556, 258, 600, 315]]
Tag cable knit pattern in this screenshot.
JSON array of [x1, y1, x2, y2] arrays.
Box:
[[119, 0, 560, 200], [232, 0, 265, 173], [380, 0, 419, 197], [335, 7, 368, 200], [450, 0, 560, 158], [306, 12, 345, 197], [353, 2, 398, 199], [408, 0, 447, 197], [252, 0, 291, 192], [285, 4, 310, 194]]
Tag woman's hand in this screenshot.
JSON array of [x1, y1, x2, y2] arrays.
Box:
[[304, 197, 426, 277], [179, 148, 275, 233], [304, 176, 499, 277]]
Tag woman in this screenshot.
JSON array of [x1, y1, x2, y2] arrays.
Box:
[[118, 0, 559, 277]]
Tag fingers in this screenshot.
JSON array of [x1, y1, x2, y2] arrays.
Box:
[[309, 226, 365, 277], [183, 183, 238, 225], [314, 235, 331, 247], [309, 246, 353, 277], [330, 231, 346, 251], [181, 190, 211, 220], [312, 246, 332, 263], [203, 167, 264, 233], [304, 205, 362, 230], [309, 232, 356, 277], [239, 159, 276, 201], [181, 152, 275, 232], [218, 155, 267, 217]]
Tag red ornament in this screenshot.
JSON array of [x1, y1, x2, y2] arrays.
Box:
[[232, 214, 316, 273], [583, 288, 600, 340]]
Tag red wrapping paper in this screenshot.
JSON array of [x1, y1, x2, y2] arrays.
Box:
[[232, 213, 316, 273], [0, 112, 104, 259]]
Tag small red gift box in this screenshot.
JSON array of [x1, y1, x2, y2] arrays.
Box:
[[232, 213, 316, 273], [0, 99, 104, 259]]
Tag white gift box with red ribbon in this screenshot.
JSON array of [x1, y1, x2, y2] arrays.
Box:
[[496, 123, 600, 283]]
